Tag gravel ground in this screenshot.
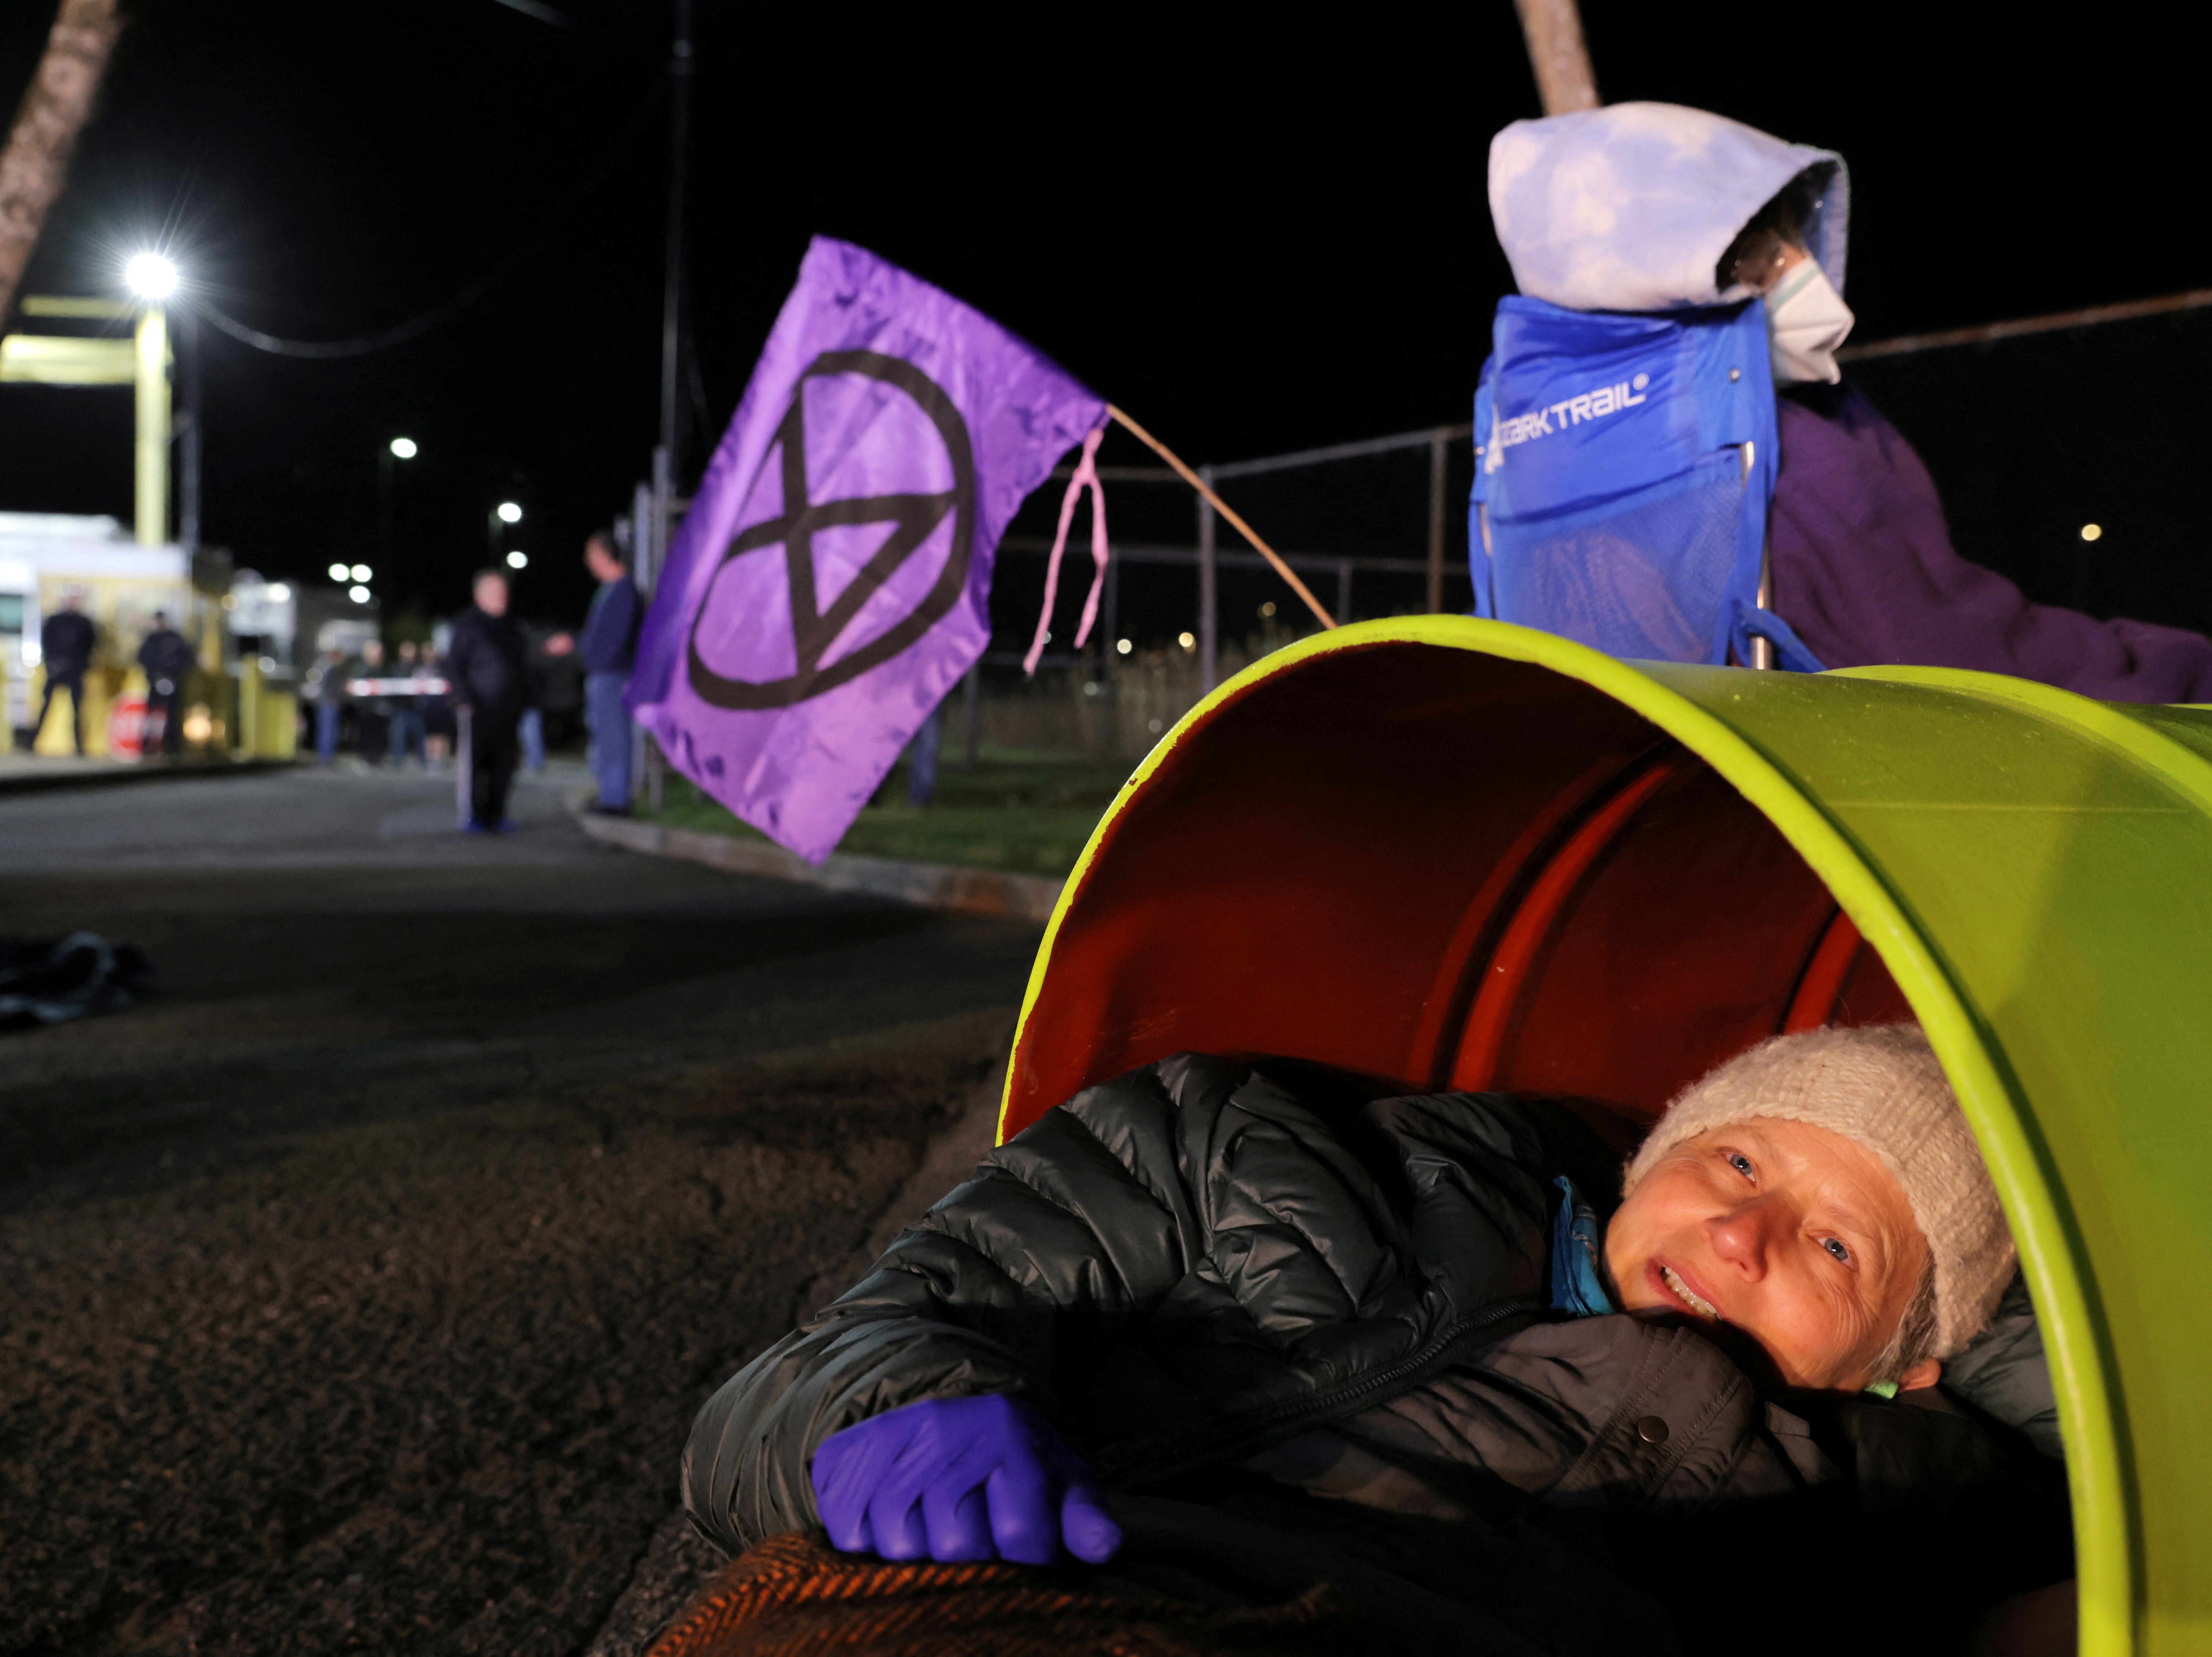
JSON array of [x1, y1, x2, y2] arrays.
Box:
[[0, 765, 1037, 1655]]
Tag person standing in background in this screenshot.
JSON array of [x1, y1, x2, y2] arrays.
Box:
[[349, 637, 392, 766], [549, 531, 641, 816], [33, 591, 95, 755], [388, 639, 426, 767], [444, 569, 533, 832], [420, 636, 455, 771], [310, 645, 347, 764], [135, 610, 194, 759]]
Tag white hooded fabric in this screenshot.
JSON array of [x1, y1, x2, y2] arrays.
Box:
[[1489, 102, 1849, 314]]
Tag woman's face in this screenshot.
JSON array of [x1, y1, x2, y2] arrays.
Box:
[[1603, 1117, 1933, 1390]]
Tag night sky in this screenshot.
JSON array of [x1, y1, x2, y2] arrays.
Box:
[[2, 2, 2204, 648]]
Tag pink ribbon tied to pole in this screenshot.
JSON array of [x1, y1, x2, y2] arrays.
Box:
[[1022, 424, 1109, 677]]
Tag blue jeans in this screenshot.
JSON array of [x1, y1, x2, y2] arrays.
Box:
[[519, 707, 544, 773], [388, 708, 424, 765], [585, 672, 631, 809], [315, 702, 341, 763], [906, 702, 943, 806]]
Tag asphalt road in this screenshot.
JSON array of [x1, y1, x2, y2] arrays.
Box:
[[0, 761, 1040, 1655]]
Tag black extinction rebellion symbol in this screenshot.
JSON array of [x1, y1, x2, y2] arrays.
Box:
[[687, 349, 976, 709]]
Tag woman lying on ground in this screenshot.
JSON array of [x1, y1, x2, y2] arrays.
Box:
[[676, 1026, 2070, 1655]]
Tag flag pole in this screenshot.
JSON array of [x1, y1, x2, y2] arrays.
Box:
[[1105, 405, 1338, 632]]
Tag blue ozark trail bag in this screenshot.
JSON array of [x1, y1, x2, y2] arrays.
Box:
[[1469, 295, 1824, 671]]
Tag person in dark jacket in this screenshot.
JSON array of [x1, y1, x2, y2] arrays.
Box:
[[444, 569, 533, 832], [308, 646, 347, 764], [685, 1027, 2066, 1654], [387, 639, 426, 767], [34, 592, 96, 756], [345, 637, 391, 765], [135, 611, 195, 758], [571, 530, 640, 815]]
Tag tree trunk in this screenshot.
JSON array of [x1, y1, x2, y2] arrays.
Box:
[[0, 0, 125, 324]]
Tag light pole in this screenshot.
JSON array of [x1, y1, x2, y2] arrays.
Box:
[[660, 0, 694, 478], [124, 252, 178, 548], [177, 307, 202, 551], [379, 435, 417, 577]]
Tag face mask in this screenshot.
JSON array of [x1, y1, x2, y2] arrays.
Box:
[[1765, 259, 1854, 385]]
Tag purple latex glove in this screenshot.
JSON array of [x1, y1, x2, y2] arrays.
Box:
[[810, 1393, 1122, 1566]]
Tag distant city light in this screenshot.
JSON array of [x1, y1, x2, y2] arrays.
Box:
[[1177, 631, 1196, 651], [350, 563, 371, 581], [348, 584, 371, 604], [505, 550, 528, 569], [2080, 523, 2103, 542], [266, 583, 291, 602], [124, 252, 178, 300], [1115, 637, 1132, 655], [328, 562, 349, 581], [389, 437, 418, 459], [496, 501, 523, 524]]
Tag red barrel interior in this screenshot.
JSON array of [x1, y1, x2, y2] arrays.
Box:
[[1004, 640, 1909, 1139]]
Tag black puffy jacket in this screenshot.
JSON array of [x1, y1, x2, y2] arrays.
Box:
[[685, 1055, 1805, 1543]]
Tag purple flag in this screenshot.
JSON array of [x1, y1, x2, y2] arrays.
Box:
[[628, 238, 1106, 863]]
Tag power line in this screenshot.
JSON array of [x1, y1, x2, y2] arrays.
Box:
[[197, 82, 666, 361], [486, 0, 575, 27]]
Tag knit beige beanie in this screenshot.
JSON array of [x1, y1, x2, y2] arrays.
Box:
[[1622, 1024, 2015, 1358]]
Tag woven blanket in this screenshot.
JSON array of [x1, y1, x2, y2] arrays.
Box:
[[644, 1531, 1350, 1657]]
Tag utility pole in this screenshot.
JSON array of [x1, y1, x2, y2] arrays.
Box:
[[1511, 0, 1600, 116], [177, 306, 201, 549], [658, 0, 694, 483], [133, 301, 168, 547]]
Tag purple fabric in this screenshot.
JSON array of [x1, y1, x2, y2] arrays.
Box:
[[1774, 385, 2212, 703], [629, 238, 1105, 862]]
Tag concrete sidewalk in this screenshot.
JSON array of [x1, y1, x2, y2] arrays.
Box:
[[0, 751, 295, 795]]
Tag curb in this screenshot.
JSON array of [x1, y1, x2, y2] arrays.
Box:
[[573, 812, 1064, 923], [0, 757, 301, 798]]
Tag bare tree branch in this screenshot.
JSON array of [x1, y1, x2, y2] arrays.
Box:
[[0, 0, 124, 324]]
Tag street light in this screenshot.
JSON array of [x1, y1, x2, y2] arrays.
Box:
[[348, 584, 371, 604], [124, 252, 178, 300], [496, 501, 523, 524], [350, 563, 372, 581], [389, 437, 418, 459], [328, 562, 349, 581], [506, 550, 528, 570]]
